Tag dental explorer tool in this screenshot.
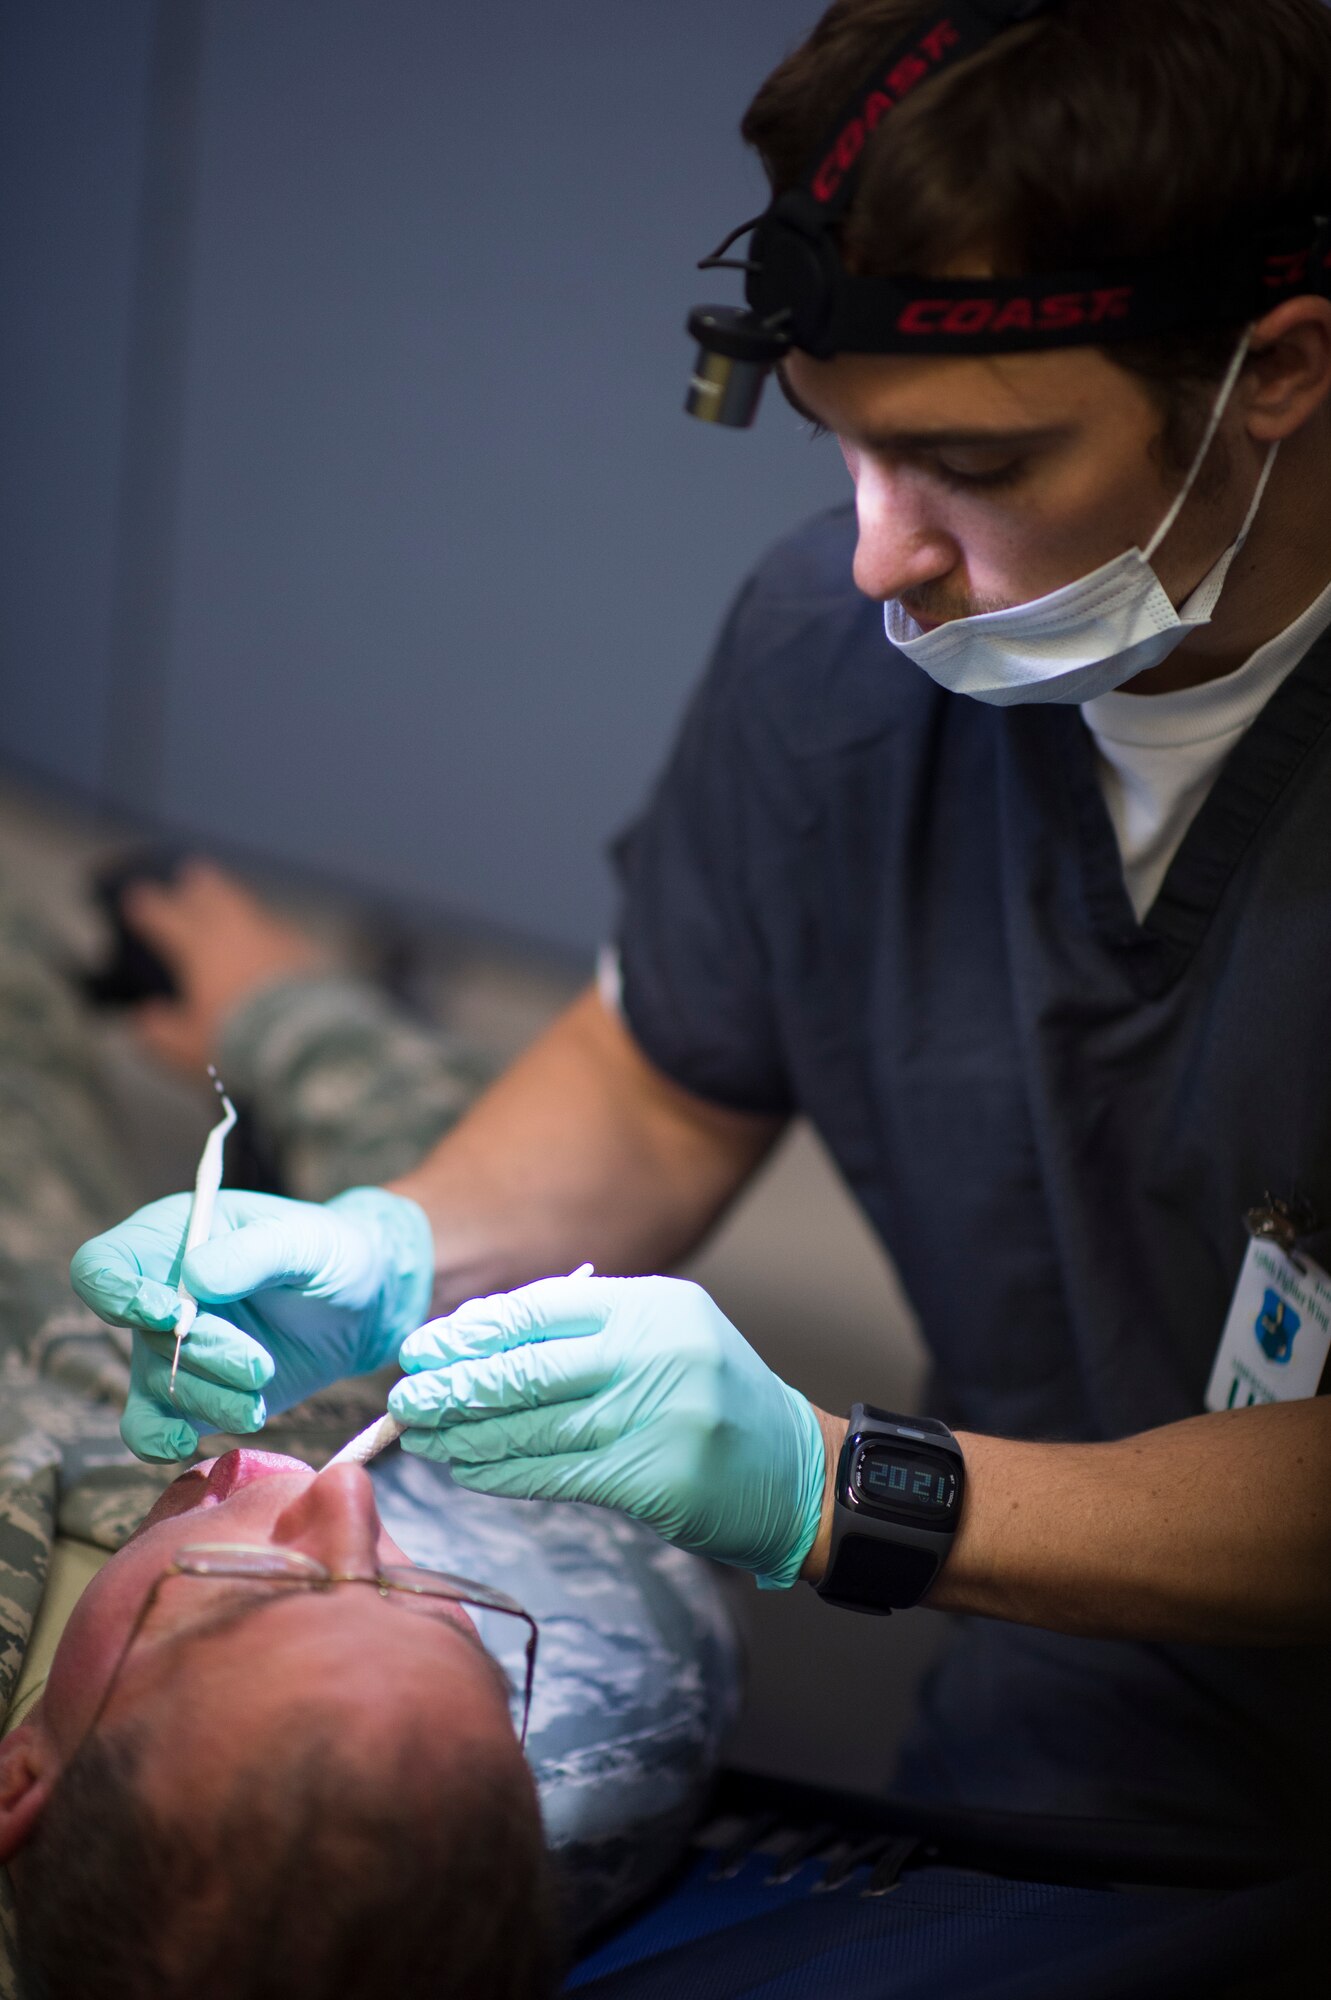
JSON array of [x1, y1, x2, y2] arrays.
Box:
[[170, 1066, 237, 1396], [321, 1264, 596, 1470]]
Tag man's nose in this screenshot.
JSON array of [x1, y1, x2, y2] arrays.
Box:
[[849, 455, 957, 602], [268, 1462, 384, 1575]]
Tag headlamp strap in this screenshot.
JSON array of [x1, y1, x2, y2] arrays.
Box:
[[1263, 215, 1331, 305], [691, 1, 1331, 396], [802, 0, 1054, 220], [769, 1, 1330, 354], [814, 231, 1331, 356]]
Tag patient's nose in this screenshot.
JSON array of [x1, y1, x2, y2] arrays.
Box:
[[268, 1462, 384, 1574]]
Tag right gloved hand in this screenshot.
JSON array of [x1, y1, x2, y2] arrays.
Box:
[[70, 1185, 434, 1462], [389, 1272, 828, 1588]]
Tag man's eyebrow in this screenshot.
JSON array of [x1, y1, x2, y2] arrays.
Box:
[[773, 364, 1067, 452], [866, 423, 1069, 453]]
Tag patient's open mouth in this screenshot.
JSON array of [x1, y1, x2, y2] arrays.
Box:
[[127, 1449, 313, 1540], [200, 1448, 312, 1499]]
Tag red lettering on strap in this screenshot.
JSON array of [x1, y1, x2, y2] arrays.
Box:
[[810, 15, 997, 206], [897, 300, 950, 335], [812, 155, 842, 203], [920, 19, 961, 63], [836, 118, 866, 174], [810, 16, 972, 204], [1089, 287, 1133, 323], [989, 297, 1034, 334], [886, 54, 929, 98], [1037, 294, 1086, 330], [943, 298, 996, 334], [895, 289, 1135, 342], [1264, 249, 1310, 289], [813, 115, 866, 201]]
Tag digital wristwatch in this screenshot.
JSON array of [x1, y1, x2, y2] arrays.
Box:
[[816, 1404, 965, 1615]]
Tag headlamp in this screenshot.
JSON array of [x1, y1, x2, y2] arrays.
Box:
[[685, 0, 1331, 427], [684, 306, 792, 429]]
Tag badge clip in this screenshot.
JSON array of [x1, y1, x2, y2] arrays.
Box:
[[1244, 1193, 1318, 1273]]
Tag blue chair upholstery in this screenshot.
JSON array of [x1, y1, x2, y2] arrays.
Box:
[[566, 1770, 1323, 1997]]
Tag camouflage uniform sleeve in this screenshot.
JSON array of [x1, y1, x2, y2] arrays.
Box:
[[217, 974, 498, 1202], [0, 1466, 56, 1735], [0, 1872, 19, 2000], [0, 1450, 57, 2000], [0, 893, 150, 1374]]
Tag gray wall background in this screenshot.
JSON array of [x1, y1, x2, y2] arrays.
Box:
[[2, 0, 849, 959]]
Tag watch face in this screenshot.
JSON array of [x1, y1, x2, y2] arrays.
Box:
[[852, 1441, 959, 1527]]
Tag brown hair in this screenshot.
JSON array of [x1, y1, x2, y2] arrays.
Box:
[[742, 0, 1331, 462]]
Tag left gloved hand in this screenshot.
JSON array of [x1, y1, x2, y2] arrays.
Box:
[[388, 1272, 827, 1588], [71, 1185, 433, 1462]]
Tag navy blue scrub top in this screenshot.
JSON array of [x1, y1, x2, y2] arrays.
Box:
[[613, 503, 1331, 1845]]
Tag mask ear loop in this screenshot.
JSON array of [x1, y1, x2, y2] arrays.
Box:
[[1173, 434, 1280, 622], [1144, 327, 1255, 563], [1229, 436, 1281, 557]]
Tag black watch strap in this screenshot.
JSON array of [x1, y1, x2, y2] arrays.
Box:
[[819, 1530, 942, 1614]]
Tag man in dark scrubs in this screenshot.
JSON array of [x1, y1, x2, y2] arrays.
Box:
[[72, 0, 1331, 1854]]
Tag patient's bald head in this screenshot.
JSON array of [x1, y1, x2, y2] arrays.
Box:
[[0, 1453, 558, 1999]]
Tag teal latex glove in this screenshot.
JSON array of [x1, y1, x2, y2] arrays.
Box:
[[70, 1186, 434, 1463], [388, 1273, 828, 1589]]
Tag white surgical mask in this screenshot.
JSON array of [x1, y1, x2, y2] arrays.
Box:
[[883, 333, 1280, 707]]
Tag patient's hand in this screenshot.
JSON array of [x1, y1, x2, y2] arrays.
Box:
[[123, 860, 325, 1074]]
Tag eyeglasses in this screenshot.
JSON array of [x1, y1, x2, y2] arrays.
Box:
[[85, 1544, 540, 1747]]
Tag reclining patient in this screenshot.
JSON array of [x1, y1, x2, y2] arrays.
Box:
[[0, 869, 740, 2000]]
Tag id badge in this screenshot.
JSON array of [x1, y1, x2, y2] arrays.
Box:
[[1205, 1229, 1331, 1412]]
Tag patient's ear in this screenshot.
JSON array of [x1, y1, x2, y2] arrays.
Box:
[[0, 1719, 57, 1861]]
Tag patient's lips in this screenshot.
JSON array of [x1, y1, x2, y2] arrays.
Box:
[[202, 1448, 311, 1499], [128, 1448, 313, 1540]]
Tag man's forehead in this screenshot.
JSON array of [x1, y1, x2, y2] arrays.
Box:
[[779, 345, 1118, 445]]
